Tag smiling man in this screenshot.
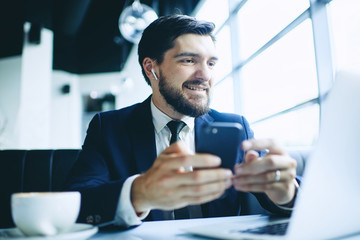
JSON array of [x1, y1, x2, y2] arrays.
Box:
[[153, 34, 217, 119], [65, 14, 298, 228]]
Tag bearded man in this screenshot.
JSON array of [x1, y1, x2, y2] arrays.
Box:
[[65, 14, 298, 228]]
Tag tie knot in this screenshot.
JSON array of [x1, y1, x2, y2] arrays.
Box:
[[167, 120, 186, 144], [167, 120, 186, 135]]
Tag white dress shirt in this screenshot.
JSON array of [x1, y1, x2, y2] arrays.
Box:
[[114, 99, 195, 227]]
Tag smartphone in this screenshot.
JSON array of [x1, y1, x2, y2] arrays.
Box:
[[196, 122, 243, 170]]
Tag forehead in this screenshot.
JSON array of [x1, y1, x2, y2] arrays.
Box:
[[167, 34, 217, 58]]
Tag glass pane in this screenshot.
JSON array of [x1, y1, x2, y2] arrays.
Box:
[[194, 0, 229, 32], [236, 0, 309, 59], [240, 20, 318, 122], [251, 104, 319, 148], [211, 77, 235, 113], [214, 24, 233, 82], [328, 0, 360, 71]]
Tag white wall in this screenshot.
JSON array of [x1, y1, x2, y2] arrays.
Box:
[[79, 45, 151, 109], [0, 56, 22, 148], [0, 23, 151, 149], [115, 45, 152, 109], [51, 71, 82, 148], [0, 25, 82, 149], [17, 26, 53, 148], [78, 45, 151, 143]]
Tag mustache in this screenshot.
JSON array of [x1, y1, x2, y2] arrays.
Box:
[[183, 79, 211, 89]]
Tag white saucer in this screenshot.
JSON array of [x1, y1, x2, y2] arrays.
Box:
[[0, 223, 98, 240]]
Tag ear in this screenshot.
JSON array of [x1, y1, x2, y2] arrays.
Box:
[[143, 57, 158, 81]]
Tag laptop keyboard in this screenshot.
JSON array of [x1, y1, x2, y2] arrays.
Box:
[[240, 222, 289, 236]]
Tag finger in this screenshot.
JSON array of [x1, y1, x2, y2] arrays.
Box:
[[232, 168, 296, 186], [158, 153, 222, 171], [244, 150, 259, 163], [190, 153, 222, 168], [235, 155, 297, 175], [180, 189, 227, 206], [155, 178, 232, 209], [232, 179, 297, 205], [162, 140, 192, 154], [233, 150, 258, 172], [160, 180, 230, 209], [242, 139, 285, 155], [232, 180, 288, 193], [180, 178, 232, 197], [174, 168, 233, 186]]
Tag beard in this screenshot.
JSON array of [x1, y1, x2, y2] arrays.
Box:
[[158, 70, 211, 117]]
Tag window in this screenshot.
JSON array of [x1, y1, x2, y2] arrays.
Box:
[[240, 20, 317, 122], [328, 0, 360, 71], [211, 76, 235, 113], [194, 0, 339, 148], [235, 0, 309, 60]]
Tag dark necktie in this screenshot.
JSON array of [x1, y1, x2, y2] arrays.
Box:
[[167, 120, 186, 144], [162, 120, 203, 220]]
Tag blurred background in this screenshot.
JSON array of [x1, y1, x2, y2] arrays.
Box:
[[0, 0, 359, 150]]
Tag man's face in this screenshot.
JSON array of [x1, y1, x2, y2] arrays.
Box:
[[153, 33, 218, 118]]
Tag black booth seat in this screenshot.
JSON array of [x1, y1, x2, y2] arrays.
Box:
[[0, 149, 81, 228], [0, 148, 310, 229]]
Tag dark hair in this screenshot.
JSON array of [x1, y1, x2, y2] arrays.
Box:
[[138, 14, 216, 86]]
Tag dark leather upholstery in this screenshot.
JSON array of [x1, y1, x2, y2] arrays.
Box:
[[0, 148, 309, 229], [0, 149, 80, 228]]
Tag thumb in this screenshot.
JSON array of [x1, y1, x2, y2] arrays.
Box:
[[244, 150, 259, 163]]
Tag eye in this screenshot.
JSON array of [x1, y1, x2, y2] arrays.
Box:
[[182, 58, 195, 64], [208, 61, 217, 68]]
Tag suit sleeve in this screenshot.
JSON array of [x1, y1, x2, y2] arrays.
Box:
[[64, 114, 124, 225]]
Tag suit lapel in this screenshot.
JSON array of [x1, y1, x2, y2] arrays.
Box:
[[127, 96, 164, 220], [128, 96, 157, 174]]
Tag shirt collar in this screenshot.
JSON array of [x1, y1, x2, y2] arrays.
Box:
[[150, 99, 195, 133]]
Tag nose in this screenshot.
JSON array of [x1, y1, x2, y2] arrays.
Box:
[[194, 62, 213, 82]]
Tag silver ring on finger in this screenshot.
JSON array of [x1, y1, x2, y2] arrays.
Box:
[[274, 170, 280, 182]]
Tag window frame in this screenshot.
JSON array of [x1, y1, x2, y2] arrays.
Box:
[[194, 0, 335, 147]]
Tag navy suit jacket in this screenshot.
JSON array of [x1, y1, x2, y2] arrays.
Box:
[[65, 96, 290, 226]]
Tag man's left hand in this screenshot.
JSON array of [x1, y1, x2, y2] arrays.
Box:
[[232, 139, 297, 205]]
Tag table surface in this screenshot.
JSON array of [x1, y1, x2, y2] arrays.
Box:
[[91, 215, 252, 240], [1, 215, 360, 240], [91, 215, 360, 240]]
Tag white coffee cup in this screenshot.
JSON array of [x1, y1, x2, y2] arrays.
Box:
[[11, 191, 81, 236]]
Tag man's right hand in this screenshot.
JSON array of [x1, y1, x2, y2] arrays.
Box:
[[130, 141, 233, 214]]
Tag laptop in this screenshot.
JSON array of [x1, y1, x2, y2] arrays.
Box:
[[183, 71, 360, 239]]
